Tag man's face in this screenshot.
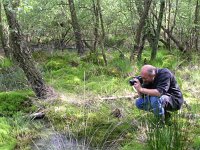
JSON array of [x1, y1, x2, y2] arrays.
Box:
[[141, 73, 154, 84]]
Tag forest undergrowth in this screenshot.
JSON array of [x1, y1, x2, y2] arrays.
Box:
[[0, 48, 200, 150]]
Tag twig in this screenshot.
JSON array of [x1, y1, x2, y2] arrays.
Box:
[[99, 95, 138, 101]]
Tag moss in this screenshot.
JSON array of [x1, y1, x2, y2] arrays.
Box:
[[0, 91, 33, 116], [46, 103, 84, 130]]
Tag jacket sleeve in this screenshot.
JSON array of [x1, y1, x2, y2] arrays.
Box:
[[156, 72, 171, 95]]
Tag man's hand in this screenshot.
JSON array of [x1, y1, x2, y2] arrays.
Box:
[[133, 79, 161, 96], [133, 78, 143, 93]]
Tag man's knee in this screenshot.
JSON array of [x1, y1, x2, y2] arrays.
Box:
[[160, 95, 173, 109], [135, 98, 144, 109]]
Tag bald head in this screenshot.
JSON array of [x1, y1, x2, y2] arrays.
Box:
[[140, 65, 156, 83], [141, 65, 156, 75]]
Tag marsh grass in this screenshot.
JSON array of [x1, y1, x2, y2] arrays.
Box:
[[45, 99, 140, 149], [10, 113, 44, 150], [0, 117, 16, 150], [146, 114, 191, 150]]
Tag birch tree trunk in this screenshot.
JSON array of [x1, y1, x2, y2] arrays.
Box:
[[0, 2, 10, 58], [4, 2, 49, 98]]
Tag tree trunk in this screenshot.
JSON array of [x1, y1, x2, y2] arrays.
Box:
[[151, 0, 165, 61], [4, 2, 49, 98], [0, 3, 11, 58], [167, 0, 171, 51], [92, 0, 99, 52], [130, 0, 152, 61], [68, 0, 84, 55], [162, 26, 185, 51], [134, 0, 157, 61], [194, 0, 199, 51], [134, 0, 146, 61], [151, 9, 185, 52], [97, 0, 107, 66]]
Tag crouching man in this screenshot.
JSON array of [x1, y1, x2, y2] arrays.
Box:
[[132, 65, 183, 123]]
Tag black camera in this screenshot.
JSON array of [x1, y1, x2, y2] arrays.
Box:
[[129, 76, 143, 86]]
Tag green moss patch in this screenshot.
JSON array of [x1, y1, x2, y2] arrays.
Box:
[[0, 91, 34, 116]]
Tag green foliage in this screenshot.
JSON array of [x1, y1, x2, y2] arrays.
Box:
[[47, 105, 81, 130], [0, 91, 33, 116], [0, 67, 28, 91], [0, 58, 28, 91], [145, 112, 197, 150], [0, 57, 13, 69], [0, 118, 16, 150]]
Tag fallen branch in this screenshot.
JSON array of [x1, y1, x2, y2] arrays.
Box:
[[99, 95, 138, 101], [30, 112, 45, 120], [30, 108, 46, 120]]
